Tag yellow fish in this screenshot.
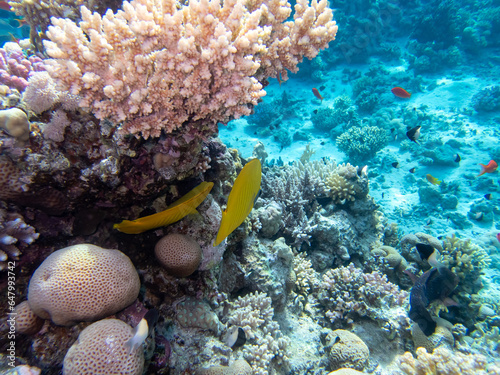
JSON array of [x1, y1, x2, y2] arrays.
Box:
[[114, 181, 214, 234], [426, 174, 441, 185], [214, 159, 262, 246]]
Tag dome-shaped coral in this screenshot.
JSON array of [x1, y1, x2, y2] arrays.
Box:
[[154, 233, 202, 277], [13, 301, 44, 335], [327, 330, 369, 371], [28, 244, 140, 326], [63, 318, 144, 375]]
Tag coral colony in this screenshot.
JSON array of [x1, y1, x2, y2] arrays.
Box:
[[0, 0, 500, 374]]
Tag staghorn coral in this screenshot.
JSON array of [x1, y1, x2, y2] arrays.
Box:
[[227, 291, 290, 374], [0, 206, 39, 271], [393, 346, 500, 375], [42, 0, 338, 139]]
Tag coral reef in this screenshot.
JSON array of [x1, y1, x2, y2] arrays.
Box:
[[336, 126, 388, 162], [227, 292, 290, 374], [63, 318, 144, 375], [0, 206, 39, 271], [259, 159, 372, 249], [43, 0, 337, 138], [0, 42, 46, 92], [311, 96, 359, 137], [28, 244, 140, 325], [196, 359, 253, 375], [8, 0, 123, 51], [175, 297, 222, 334], [155, 234, 202, 277], [325, 330, 369, 372], [318, 263, 408, 332], [393, 347, 500, 375], [12, 301, 44, 335], [0, 108, 30, 144], [471, 86, 500, 113]]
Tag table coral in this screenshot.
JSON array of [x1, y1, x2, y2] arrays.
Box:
[[42, 0, 338, 139]]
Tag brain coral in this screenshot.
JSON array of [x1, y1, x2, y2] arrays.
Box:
[[326, 330, 370, 371], [155, 233, 202, 277], [63, 318, 144, 375], [28, 244, 140, 326], [13, 301, 44, 335]]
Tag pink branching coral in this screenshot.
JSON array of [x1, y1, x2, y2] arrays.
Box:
[[42, 0, 338, 138], [0, 42, 46, 92]]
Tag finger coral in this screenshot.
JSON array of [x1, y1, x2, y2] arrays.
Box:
[[42, 0, 338, 138]]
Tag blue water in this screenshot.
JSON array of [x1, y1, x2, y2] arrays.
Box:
[[1, 0, 499, 373]]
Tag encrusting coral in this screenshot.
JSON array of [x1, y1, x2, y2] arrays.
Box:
[[42, 0, 338, 138]]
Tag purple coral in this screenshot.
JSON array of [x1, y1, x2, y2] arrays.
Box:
[[0, 42, 46, 92], [0, 207, 39, 271]]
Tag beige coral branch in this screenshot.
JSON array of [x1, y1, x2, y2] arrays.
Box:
[[43, 0, 337, 138]]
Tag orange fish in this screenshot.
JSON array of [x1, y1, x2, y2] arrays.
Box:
[[0, 1, 11, 11], [478, 160, 498, 176], [391, 87, 411, 99], [312, 88, 323, 102]]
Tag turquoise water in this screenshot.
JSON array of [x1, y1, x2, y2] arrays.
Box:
[[0, 0, 499, 373]]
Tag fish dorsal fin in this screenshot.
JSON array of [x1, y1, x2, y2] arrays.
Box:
[[214, 159, 262, 246]]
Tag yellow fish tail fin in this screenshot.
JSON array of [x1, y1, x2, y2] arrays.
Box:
[[214, 159, 262, 246], [114, 181, 213, 234]]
